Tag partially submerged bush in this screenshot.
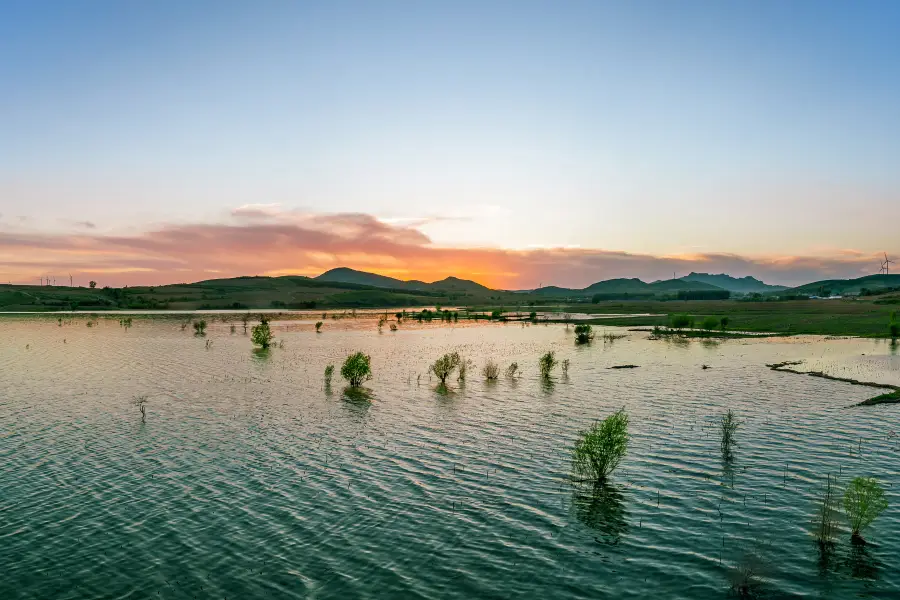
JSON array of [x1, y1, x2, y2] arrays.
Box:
[[572, 409, 629, 483], [315, 321, 323, 333], [539, 351, 557, 378], [483, 360, 500, 380], [341, 352, 372, 387], [430, 352, 461, 384], [561, 359, 570, 376], [458, 358, 472, 381], [193, 320, 207, 335], [720, 409, 739, 458], [574, 324, 593, 344], [505, 362, 519, 378], [843, 476, 888, 543], [251, 317, 274, 349], [324, 364, 335, 386]]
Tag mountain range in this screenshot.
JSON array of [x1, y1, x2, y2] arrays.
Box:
[[316, 268, 797, 296]]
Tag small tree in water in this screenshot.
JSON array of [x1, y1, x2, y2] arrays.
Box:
[[251, 317, 274, 349], [505, 362, 519, 378], [720, 409, 739, 458], [315, 321, 323, 333], [482, 360, 500, 381], [539, 351, 557, 379], [572, 409, 629, 483], [843, 477, 888, 544], [430, 352, 461, 384], [192, 320, 207, 335], [324, 364, 335, 386], [574, 324, 593, 344], [341, 352, 372, 387]]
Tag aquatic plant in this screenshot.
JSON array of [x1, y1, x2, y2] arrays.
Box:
[[430, 352, 461, 384], [539, 351, 557, 379], [315, 321, 323, 333], [192, 320, 207, 335], [561, 359, 570, 376], [572, 408, 629, 483], [505, 362, 519, 378], [251, 317, 274, 349], [324, 364, 334, 386], [813, 474, 842, 548], [574, 324, 593, 344], [341, 352, 372, 387], [134, 395, 147, 422], [843, 476, 888, 543], [701, 316, 719, 331], [482, 360, 500, 380], [720, 409, 739, 458]]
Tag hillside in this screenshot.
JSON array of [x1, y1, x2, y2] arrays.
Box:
[[314, 267, 426, 290], [682, 272, 786, 293], [787, 274, 900, 296]]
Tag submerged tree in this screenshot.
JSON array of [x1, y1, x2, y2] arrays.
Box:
[[843, 477, 888, 544], [192, 320, 207, 335], [341, 352, 372, 387], [324, 364, 335, 386], [251, 317, 274, 349], [539, 351, 557, 379], [574, 324, 593, 344], [315, 321, 323, 333], [572, 409, 629, 483], [505, 362, 519, 379], [430, 352, 461, 384]]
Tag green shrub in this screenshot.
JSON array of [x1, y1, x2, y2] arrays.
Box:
[[572, 409, 629, 482], [574, 324, 593, 344], [669, 314, 694, 330], [192, 320, 207, 335], [843, 477, 888, 541], [430, 352, 461, 384], [720, 317, 730, 330], [702, 316, 719, 331], [251, 318, 274, 348], [315, 321, 323, 333], [505, 362, 519, 378], [341, 352, 372, 387], [539, 351, 557, 378], [324, 364, 334, 385]]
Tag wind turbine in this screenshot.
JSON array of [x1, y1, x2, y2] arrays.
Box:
[[884, 252, 895, 276]]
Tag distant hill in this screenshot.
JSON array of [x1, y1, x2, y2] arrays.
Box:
[[786, 274, 900, 296], [533, 276, 724, 297], [682, 272, 786, 293], [315, 267, 426, 290], [648, 278, 724, 292]]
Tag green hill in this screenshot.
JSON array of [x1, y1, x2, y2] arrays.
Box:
[[786, 274, 900, 296], [682, 272, 786, 293]]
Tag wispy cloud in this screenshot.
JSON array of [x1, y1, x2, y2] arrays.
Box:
[[0, 211, 893, 288]]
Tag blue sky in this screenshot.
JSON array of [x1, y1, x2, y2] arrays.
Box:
[[1, 1, 898, 286]]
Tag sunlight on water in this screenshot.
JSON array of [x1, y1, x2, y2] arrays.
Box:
[[1, 315, 898, 599]]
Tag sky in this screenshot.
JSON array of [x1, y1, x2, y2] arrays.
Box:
[[1, 0, 899, 288]]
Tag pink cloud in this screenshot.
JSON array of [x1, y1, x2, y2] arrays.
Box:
[[0, 212, 893, 288]]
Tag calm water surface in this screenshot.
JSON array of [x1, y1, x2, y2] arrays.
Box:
[[2, 316, 899, 599]]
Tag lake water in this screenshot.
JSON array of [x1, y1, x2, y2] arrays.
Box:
[[2, 316, 899, 599]]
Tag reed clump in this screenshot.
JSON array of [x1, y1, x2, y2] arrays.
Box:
[[813, 474, 841, 548], [572, 409, 629, 483], [482, 360, 500, 381], [505, 362, 519, 378], [324, 364, 334, 386], [720, 409, 739, 458]]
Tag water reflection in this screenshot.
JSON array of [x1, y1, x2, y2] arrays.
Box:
[[342, 386, 373, 405], [571, 483, 628, 545]]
